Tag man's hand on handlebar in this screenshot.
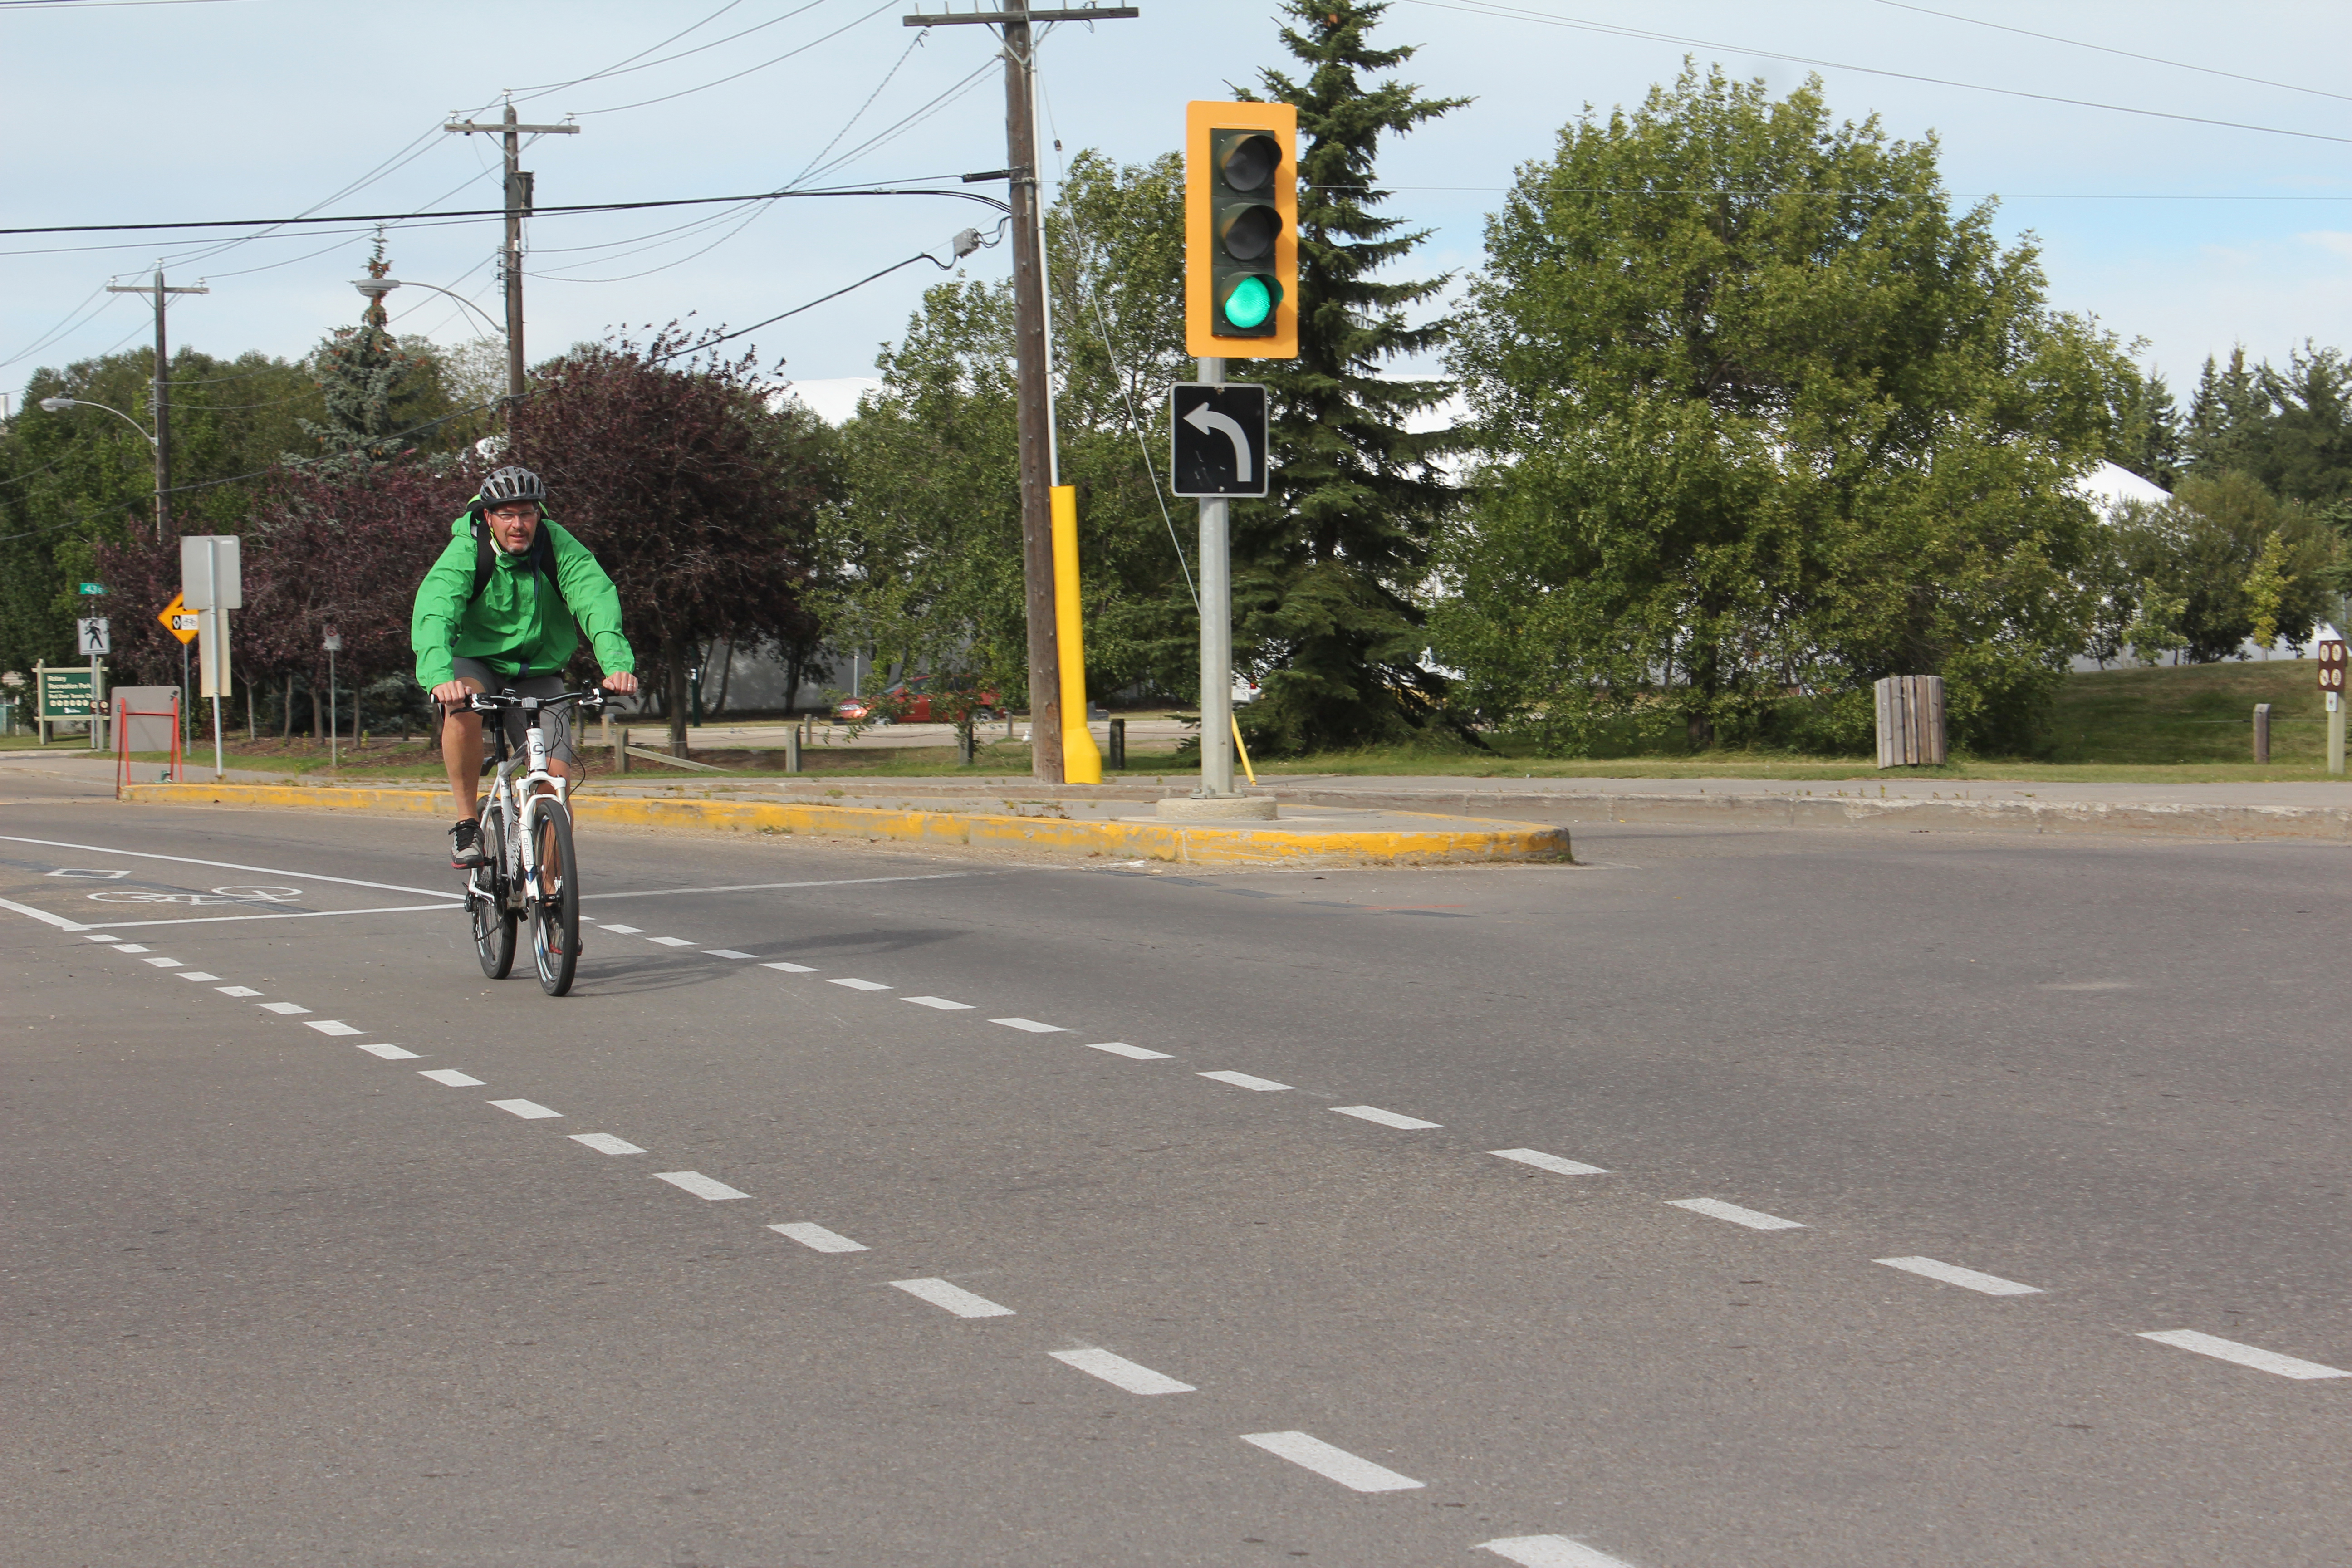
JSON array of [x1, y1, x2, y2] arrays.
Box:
[[431, 679, 480, 708], [601, 672, 639, 696]]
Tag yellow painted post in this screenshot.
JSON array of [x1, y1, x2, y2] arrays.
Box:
[[1051, 485, 1103, 783], [1230, 714, 1257, 786]]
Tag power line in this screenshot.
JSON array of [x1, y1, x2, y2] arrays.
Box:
[[653, 223, 1004, 360], [1396, 0, 2352, 147], [513, 0, 837, 103], [577, 0, 896, 116], [1870, 0, 2352, 107]]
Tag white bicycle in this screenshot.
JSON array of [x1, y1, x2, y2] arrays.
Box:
[[465, 686, 603, 997]]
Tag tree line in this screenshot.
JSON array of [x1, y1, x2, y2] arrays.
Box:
[[6, 0, 2349, 761]]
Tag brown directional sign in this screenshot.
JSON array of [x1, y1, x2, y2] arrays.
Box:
[[2321, 640, 2346, 692]]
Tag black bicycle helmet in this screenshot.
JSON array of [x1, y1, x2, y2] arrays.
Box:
[[474, 465, 546, 510]]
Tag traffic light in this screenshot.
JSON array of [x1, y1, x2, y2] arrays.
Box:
[[1186, 100, 1298, 359]]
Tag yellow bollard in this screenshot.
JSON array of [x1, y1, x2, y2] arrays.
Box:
[[1230, 713, 1257, 786], [1051, 485, 1103, 783]]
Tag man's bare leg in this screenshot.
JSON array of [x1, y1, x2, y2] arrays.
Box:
[[441, 690, 486, 820]]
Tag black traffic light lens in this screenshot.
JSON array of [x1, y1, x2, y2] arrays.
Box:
[[1218, 132, 1282, 192], [1217, 202, 1281, 261]]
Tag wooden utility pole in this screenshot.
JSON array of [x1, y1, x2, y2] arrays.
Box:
[[105, 269, 207, 542], [902, 4, 1137, 782], [443, 103, 579, 411]]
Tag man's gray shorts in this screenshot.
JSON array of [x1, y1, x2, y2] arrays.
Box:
[[446, 657, 581, 769]]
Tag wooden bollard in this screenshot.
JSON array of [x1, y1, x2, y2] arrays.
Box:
[[1108, 717, 1127, 770], [2254, 702, 2271, 765], [615, 725, 630, 774]]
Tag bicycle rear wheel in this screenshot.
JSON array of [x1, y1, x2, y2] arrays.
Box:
[[530, 800, 580, 997], [472, 805, 518, 979]]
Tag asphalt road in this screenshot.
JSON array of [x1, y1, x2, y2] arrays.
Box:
[[4, 768, 2348, 1567]]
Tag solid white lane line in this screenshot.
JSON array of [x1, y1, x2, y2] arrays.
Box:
[[904, 996, 974, 1010], [357, 1043, 420, 1060], [1478, 1535, 1638, 1568], [2139, 1329, 2350, 1380], [704, 949, 757, 960], [763, 961, 818, 973], [305, 1021, 363, 1037], [1087, 1041, 1173, 1060], [0, 834, 460, 900], [654, 1170, 750, 1200], [1200, 1069, 1291, 1092], [0, 896, 88, 931], [889, 1278, 1014, 1318], [1332, 1104, 1441, 1130], [1668, 1198, 1806, 1231], [113, 944, 150, 953], [770, 1222, 868, 1253], [1490, 1148, 1608, 1176], [646, 936, 696, 947], [1239, 1431, 1422, 1493], [257, 1001, 310, 1015], [216, 985, 260, 997], [489, 1098, 563, 1120], [1049, 1348, 1195, 1396], [142, 956, 182, 967], [570, 1132, 644, 1156], [580, 872, 975, 901], [419, 1069, 486, 1087], [177, 971, 219, 982], [601, 924, 645, 934], [829, 978, 891, 991], [991, 1017, 1065, 1033], [1877, 1256, 2043, 1297]]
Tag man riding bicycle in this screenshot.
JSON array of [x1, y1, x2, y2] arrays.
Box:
[[411, 465, 638, 868]]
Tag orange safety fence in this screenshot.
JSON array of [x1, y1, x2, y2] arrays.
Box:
[[114, 692, 183, 798]]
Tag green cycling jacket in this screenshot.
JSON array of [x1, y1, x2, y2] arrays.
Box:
[[411, 512, 636, 690]]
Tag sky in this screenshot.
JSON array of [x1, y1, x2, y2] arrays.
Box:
[[5, 0, 2352, 424]]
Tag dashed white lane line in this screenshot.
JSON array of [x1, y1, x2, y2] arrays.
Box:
[[2139, 1329, 2350, 1380], [489, 1098, 563, 1120], [177, 971, 219, 982], [890, 1278, 1015, 1318], [113, 944, 150, 953], [904, 996, 974, 1010], [305, 1020, 363, 1037], [829, 977, 892, 992], [1668, 1198, 1806, 1231], [142, 956, 181, 968], [1333, 1104, 1441, 1130], [257, 1001, 310, 1015], [419, 1068, 486, 1088], [1200, 1069, 1292, 1092], [216, 985, 261, 998], [1087, 1041, 1173, 1060], [601, 924, 645, 934], [82, 933, 122, 941], [704, 949, 756, 960], [570, 1133, 644, 1156], [1877, 1256, 2043, 1297], [1049, 1347, 1196, 1396], [1490, 1148, 1608, 1176], [646, 936, 696, 947], [990, 1016, 1065, 1033], [357, 1043, 419, 1060], [654, 1170, 750, 1200], [763, 961, 818, 973], [1479, 1535, 1639, 1568], [770, 1222, 868, 1253], [1240, 1431, 1423, 1493]]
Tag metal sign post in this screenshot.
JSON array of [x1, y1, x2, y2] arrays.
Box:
[[2320, 633, 2346, 774], [1170, 374, 1270, 798], [181, 535, 241, 780], [324, 631, 342, 770], [76, 617, 110, 750]]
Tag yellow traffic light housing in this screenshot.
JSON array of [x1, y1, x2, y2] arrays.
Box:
[[1186, 100, 1298, 359]]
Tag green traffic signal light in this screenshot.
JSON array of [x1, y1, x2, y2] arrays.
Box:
[[1220, 275, 1276, 330], [1210, 128, 1286, 341]]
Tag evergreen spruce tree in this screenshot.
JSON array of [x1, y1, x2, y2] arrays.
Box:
[[1234, 0, 1467, 753]]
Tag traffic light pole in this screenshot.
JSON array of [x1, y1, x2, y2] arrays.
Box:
[[443, 105, 579, 415], [904, 3, 1137, 783], [1195, 355, 1236, 797]]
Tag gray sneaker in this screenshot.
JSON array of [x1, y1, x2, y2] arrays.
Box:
[[450, 818, 486, 868]]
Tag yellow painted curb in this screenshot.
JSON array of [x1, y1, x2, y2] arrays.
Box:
[[117, 782, 1571, 866]]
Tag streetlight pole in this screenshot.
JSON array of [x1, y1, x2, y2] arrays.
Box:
[[352, 276, 506, 339]]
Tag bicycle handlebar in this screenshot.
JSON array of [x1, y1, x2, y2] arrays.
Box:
[[467, 687, 608, 717]]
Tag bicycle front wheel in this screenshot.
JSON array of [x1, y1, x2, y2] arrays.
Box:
[[472, 807, 518, 979], [530, 800, 580, 997]]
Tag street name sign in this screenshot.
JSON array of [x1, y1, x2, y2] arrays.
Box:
[[1170, 382, 1269, 498]]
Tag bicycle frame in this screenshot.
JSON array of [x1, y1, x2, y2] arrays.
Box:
[[467, 690, 595, 917]]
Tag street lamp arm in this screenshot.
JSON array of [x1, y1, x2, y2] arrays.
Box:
[[37, 397, 157, 447], [355, 277, 505, 339]]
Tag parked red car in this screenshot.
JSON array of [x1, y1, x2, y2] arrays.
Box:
[[833, 677, 1000, 725]]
